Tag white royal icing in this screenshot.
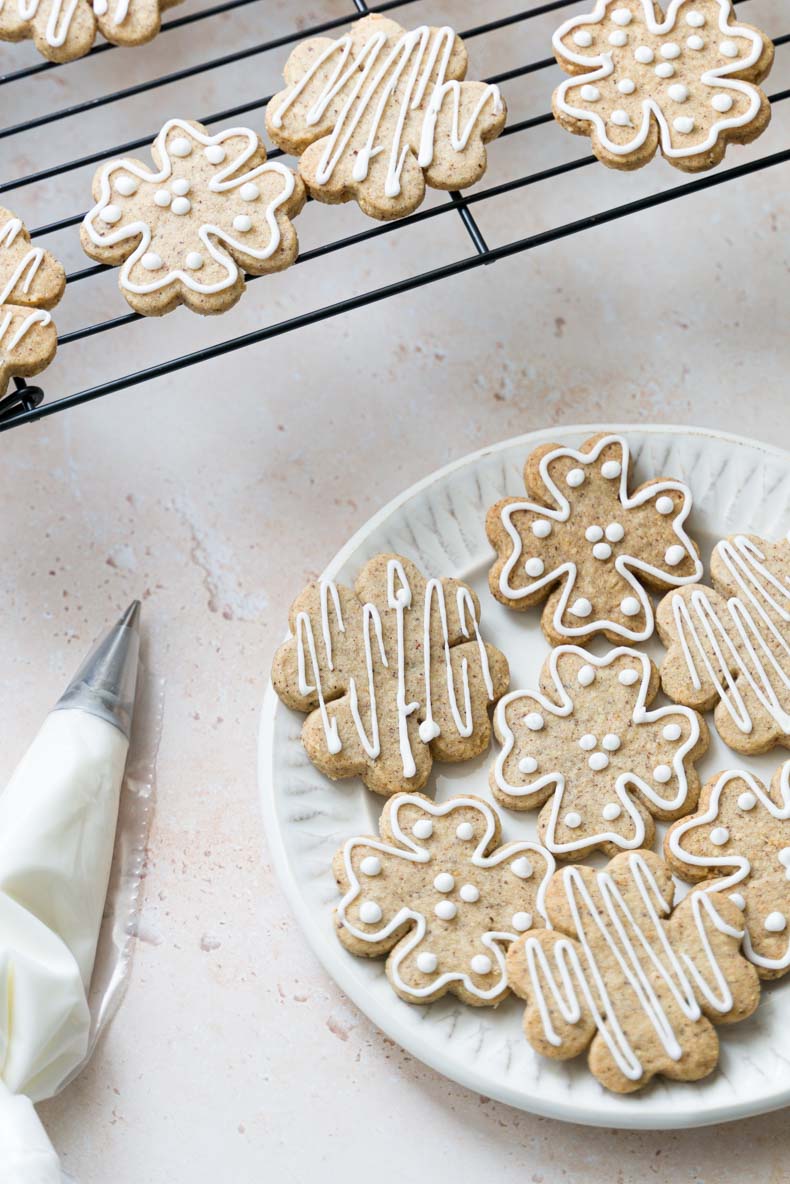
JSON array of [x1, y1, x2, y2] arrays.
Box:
[[0, 306, 51, 352], [0, 217, 46, 306], [10, 0, 137, 47]]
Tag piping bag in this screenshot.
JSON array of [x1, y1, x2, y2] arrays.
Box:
[[0, 603, 141, 1182]]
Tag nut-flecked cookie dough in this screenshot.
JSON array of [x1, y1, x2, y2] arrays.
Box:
[[271, 553, 509, 796], [333, 792, 554, 1005], [0, 206, 64, 396], [265, 13, 507, 221], [551, 0, 774, 172], [0, 0, 184, 64], [506, 848, 760, 1093]]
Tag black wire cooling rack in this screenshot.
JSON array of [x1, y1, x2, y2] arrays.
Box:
[[0, 0, 787, 431]]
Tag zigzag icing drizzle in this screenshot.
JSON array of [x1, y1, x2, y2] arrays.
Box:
[[0, 307, 51, 351], [6, 0, 134, 46], [521, 852, 742, 1081], [0, 218, 45, 306], [270, 23, 503, 199]]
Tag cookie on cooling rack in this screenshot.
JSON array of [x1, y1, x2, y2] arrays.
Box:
[[0, 0, 184, 63], [80, 118, 306, 317], [551, 0, 774, 172], [0, 206, 64, 396], [265, 13, 507, 221]]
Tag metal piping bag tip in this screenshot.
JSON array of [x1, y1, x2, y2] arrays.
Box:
[[53, 602, 142, 739]]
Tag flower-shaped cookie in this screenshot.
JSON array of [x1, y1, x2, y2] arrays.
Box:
[[552, 0, 774, 172], [491, 646, 708, 856], [272, 554, 509, 796], [658, 534, 790, 754], [0, 207, 64, 396], [265, 14, 507, 221], [506, 849, 759, 1093], [81, 119, 306, 316], [334, 793, 554, 1005], [487, 433, 702, 645], [666, 763, 790, 979], [0, 0, 183, 64]]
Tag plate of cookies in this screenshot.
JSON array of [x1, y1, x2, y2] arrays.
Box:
[[259, 424, 790, 1129]]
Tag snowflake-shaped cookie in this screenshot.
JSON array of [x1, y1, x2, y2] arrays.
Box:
[[272, 554, 509, 796], [0, 0, 183, 63], [0, 207, 64, 396], [487, 433, 703, 645], [552, 0, 774, 171], [265, 14, 507, 221], [491, 646, 708, 856], [658, 534, 790, 754], [80, 119, 306, 316], [506, 849, 759, 1093], [666, 763, 790, 979], [334, 793, 554, 1005]]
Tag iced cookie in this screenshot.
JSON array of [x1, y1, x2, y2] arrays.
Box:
[[334, 792, 554, 1005], [487, 433, 703, 645], [265, 14, 507, 221], [271, 554, 509, 796], [0, 207, 64, 396], [657, 534, 790, 754], [80, 118, 305, 316], [506, 849, 759, 1093], [0, 0, 184, 63], [552, 0, 774, 172], [666, 762, 790, 979], [491, 645, 708, 856]]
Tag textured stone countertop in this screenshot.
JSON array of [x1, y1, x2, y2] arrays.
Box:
[[1, 0, 788, 1180]]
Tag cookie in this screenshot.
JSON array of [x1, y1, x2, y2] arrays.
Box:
[[265, 14, 507, 221], [552, 0, 774, 172], [666, 762, 790, 979], [487, 433, 703, 646], [0, 207, 64, 396], [333, 792, 554, 1006], [80, 118, 305, 316], [506, 848, 760, 1092], [271, 554, 509, 797], [491, 645, 708, 856], [657, 533, 790, 754], [0, 0, 183, 63]]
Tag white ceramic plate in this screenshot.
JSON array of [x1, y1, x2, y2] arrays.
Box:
[[258, 423, 790, 1129]]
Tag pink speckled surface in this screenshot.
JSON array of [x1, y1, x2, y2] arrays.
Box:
[[1, 0, 789, 1178]]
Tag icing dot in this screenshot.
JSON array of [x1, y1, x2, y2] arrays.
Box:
[[564, 811, 582, 828], [171, 196, 191, 215], [585, 525, 604, 542], [634, 46, 654, 63], [665, 544, 686, 566], [778, 848, 790, 875], [518, 756, 538, 774], [602, 733, 621, 752], [712, 93, 734, 113], [729, 893, 746, 910], [360, 856, 381, 876], [456, 822, 474, 841], [511, 856, 533, 880], [394, 588, 410, 607], [581, 85, 601, 101], [140, 251, 163, 270], [114, 174, 137, 196], [512, 912, 532, 932], [154, 189, 171, 207], [737, 791, 757, 811], [412, 819, 433, 839], [525, 712, 544, 731], [621, 596, 641, 617], [169, 136, 192, 157], [719, 40, 738, 58], [578, 664, 596, 687], [359, 901, 382, 924], [579, 733, 597, 751], [573, 28, 593, 47], [525, 557, 545, 578], [434, 900, 457, 921], [663, 722, 682, 741], [617, 78, 636, 95], [171, 178, 191, 196], [593, 542, 612, 561], [710, 826, 730, 846], [205, 144, 226, 164], [532, 519, 552, 538], [419, 720, 440, 743], [619, 668, 639, 685], [460, 883, 480, 903], [668, 84, 689, 103], [660, 42, 680, 59], [687, 35, 704, 50], [656, 495, 674, 515], [233, 214, 252, 232], [470, 954, 492, 975], [566, 468, 585, 487], [673, 116, 695, 134], [602, 802, 621, 821], [434, 872, 455, 894], [240, 182, 260, 201], [605, 522, 624, 542], [655, 62, 675, 78], [765, 912, 787, 933], [570, 597, 592, 618], [609, 30, 628, 46], [611, 8, 631, 25], [185, 252, 204, 270], [417, 951, 438, 973], [100, 204, 122, 224], [611, 109, 633, 127], [589, 752, 609, 772], [654, 765, 672, 784], [686, 11, 705, 26], [601, 460, 621, 479]]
